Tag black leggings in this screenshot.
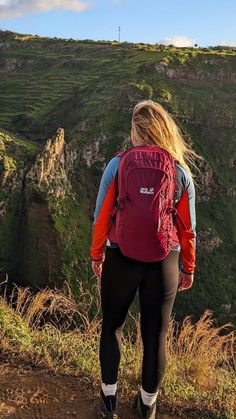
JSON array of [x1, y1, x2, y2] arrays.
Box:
[[99, 247, 179, 393]]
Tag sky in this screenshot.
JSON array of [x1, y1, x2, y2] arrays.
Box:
[[0, 0, 235, 47]]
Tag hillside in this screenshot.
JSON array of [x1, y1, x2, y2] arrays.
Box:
[[0, 30, 235, 324], [0, 287, 235, 418]]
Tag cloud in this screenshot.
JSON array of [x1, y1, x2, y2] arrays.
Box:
[[0, 0, 92, 19], [159, 36, 196, 48]]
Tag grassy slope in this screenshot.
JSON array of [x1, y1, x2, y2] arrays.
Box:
[[0, 31, 235, 324], [0, 286, 235, 419]]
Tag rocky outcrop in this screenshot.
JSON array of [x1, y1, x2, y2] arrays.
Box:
[[0, 58, 21, 73], [0, 127, 79, 216], [0, 57, 35, 75], [81, 133, 130, 169], [194, 159, 228, 202], [81, 134, 107, 169], [26, 127, 77, 199], [155, 62, 236, 82], [0, 128, 79, 287]]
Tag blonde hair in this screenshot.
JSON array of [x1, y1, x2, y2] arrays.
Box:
[[131, 100, 202, 179]]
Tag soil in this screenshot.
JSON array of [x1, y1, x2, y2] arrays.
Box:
[[0, 360, 178, 419]]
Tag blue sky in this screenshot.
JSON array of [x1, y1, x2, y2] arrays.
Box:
[[0, 0, 235, 47]]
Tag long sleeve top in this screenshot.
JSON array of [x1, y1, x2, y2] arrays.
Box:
[[90, 155, 196, 274]]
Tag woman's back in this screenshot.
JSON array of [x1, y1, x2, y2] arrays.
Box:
[[91, 153, 196, 274]]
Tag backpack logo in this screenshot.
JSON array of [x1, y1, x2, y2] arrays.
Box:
[[140, 187, 154, 195]]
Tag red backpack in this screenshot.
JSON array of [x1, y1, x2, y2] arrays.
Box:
[[108, 144, 179, 262]]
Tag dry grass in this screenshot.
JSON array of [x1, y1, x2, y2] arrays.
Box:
[[166, 311, 235, 388], [0, 279, 235, 418]]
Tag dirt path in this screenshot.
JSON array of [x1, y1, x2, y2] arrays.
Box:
[[0, 361, 180, 419]]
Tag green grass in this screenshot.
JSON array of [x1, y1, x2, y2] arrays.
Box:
[[0, 33, 235, 143], [0, 129, 40, 155], [197, 197, 236, 241]]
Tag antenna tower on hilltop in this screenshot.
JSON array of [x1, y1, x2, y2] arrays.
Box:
[[118, 26, 121, 42]]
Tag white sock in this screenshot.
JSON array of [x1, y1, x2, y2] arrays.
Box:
[[101, 382, 118, 397], [140, 385, 159, 406]]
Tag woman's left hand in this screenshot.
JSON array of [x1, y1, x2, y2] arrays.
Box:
[[92, 259, 104, 279]]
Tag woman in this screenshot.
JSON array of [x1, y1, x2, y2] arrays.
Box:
[[90, 100, 200, 419]]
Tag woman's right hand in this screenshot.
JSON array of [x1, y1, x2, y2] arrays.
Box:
[[178, 271, 194, 292], [92, 259, 104, 280]]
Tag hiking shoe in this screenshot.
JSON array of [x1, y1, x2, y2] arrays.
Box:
[[133, 391, 157, 419], [96, 389, 119, 418]]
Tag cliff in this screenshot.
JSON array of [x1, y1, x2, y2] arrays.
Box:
[[0, 30, 235, 325], [0, 128, 79, 286]]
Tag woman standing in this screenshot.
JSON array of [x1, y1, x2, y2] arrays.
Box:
[[90, 100, 199, 419]]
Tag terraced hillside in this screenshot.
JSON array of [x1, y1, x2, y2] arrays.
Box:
[[0, 30, 235, 325]]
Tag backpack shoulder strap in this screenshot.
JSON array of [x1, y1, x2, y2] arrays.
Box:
[[112, 150, 124, 196]]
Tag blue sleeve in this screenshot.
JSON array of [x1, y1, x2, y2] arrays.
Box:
[[93, 156, 120, 223]]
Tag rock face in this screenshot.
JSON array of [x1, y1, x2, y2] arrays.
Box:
[[81, 133, 131, 169], [0, 128, 78, 216], [194, 159, 228, 202], [81, 134, 107, 169], [26, 127, 73, 199], [0, 57, 35, 75], [0, 128, 79, 287], [155, 62, 236, 82]]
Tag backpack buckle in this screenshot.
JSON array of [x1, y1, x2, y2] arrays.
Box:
[[111, 206, 118, 217], [167, 206, 187, 228], [111, 197, 125, 217]]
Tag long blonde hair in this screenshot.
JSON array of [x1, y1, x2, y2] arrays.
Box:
[[131, 100, 202, 179]]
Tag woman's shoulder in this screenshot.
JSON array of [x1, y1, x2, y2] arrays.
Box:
[[174, 163, 195, 202], [103, 155, 121, 179]]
